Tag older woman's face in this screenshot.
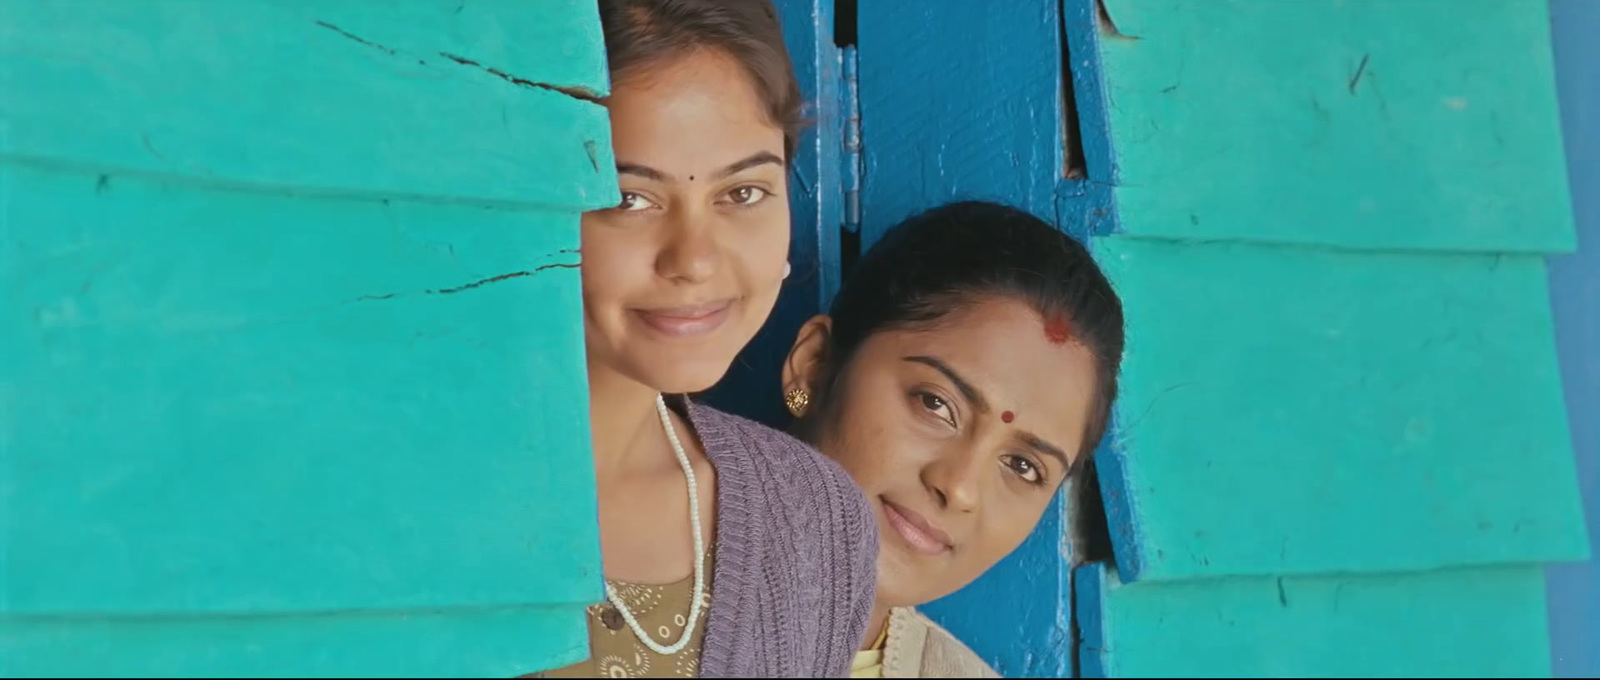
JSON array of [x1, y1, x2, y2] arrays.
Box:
[[786, 296, 1099, 607]]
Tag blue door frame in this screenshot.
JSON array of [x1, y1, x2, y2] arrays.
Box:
[[1546, 1, 1600, 677]]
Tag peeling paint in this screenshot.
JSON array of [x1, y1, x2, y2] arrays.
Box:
[[1095, 0, 1138, 40]]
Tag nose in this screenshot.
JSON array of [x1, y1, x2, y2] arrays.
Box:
[[921, 445, 984, 514], [655, 207, 719, 284]]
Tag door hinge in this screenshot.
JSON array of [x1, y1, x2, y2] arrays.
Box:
[[841, 45, 862, 233]]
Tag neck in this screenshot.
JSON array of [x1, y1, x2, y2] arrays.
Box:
[[587, 362, 668, 483], [862, 601, 891, 651]]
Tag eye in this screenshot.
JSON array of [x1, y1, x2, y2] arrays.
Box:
[[916, 391, 956, 428], [616, 191, 660, 212], [722, 185, 770, 207], [1002, 455, 1045, 485]]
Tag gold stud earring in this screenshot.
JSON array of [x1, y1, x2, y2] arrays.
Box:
[[784, 387, 811, 418]]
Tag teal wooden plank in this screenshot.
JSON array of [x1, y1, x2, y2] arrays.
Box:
[[0, 165, 602, 615], [1091, 237, 1590, 581], [0, 605, 587, 678], [1076, 562, 1554, 677], [0, 0, 617, 208], [312, 0, 610, 96], [1098, 0, 1575, 253]]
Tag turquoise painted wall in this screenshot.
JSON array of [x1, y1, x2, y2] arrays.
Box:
[[0, 1, 616, 676], [1080, 0, 1591, 676]]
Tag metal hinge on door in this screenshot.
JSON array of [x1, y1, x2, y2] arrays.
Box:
[[840, 45, 862, 233]]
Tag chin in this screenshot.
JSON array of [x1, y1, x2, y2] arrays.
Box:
[[878, 541, 975, 608], [634, 360, 737, 395], [874, 547, 932, 606], [874, 564, 936, 610]]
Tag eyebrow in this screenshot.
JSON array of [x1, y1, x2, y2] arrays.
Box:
[[903, 355, 988, 412], [615, 162, 668, 182], [1018, 432, 1073, 475], [614, 151, 784, 184], [902, 354, 1075, 473], [713, 151, 784, 179]]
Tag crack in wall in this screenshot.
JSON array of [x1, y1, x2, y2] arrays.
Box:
[[1348, 53, 1371, 94], [315, 21, 398, 56], [312, 21, 601, 103], [437, 52, 603, 103], [348, 262, 580, 304]]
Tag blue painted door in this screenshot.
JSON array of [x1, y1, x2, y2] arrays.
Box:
[[1, 2, 615, 676], [849, 2, 1110, 676], [707, 0, 1111, 675], [1546, 1, 1600, 676]]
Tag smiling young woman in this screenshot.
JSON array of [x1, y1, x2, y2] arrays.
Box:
[[782, 201, 1126, 678], [531, 1, 878, 678]]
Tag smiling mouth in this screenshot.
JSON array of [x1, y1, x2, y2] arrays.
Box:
[[632, 300, 734, 337], [881, 497, 953, 556]]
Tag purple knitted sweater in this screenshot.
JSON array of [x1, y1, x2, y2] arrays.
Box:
[[683, 399, 879, 678]]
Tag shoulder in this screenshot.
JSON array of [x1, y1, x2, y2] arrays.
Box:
[[687, 400, 879, 674], [686, 400, 875, 540], [887, 608, 1001, 679], [685, 400, 819, 474]]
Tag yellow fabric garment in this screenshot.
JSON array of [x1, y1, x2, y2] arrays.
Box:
[[850, 622, 891, 678]]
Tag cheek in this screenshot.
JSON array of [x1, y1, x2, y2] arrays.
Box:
[[976, 496, 1054, 559], [815, 389, 911, 495], [578, 217, 647, 305], [812, 418, 879, 489], [728, 206, 791, 285]]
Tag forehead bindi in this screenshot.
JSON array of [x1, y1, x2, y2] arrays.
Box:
[[1043, 316, 1073, 345]]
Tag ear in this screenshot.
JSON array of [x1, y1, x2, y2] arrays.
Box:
[[783, 314, 833, 402]]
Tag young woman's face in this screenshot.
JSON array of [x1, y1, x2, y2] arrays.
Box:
[[583, 50, 790, 393], [787, 296, 1099, 608]]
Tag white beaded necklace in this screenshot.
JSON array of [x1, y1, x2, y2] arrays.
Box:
[[603, 395, 707, 656]]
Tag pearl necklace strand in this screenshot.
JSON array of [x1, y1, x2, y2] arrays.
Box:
[[602, 395, 707, 655]]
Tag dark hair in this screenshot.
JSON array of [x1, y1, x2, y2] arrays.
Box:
[[814, 201, 1126, 464], [598, 0, 805, 160]]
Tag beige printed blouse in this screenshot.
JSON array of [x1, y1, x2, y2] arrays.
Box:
[[541, 561, 713, 678]]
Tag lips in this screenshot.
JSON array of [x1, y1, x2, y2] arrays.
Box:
[[881, 497, 953, 556], [632, 300, 733, 337]]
